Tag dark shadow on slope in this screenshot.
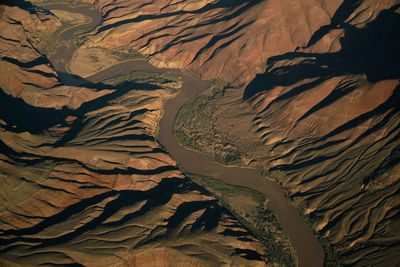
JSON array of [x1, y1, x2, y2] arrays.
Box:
[[233, 248, 264, 261], [243, 5, 400, 100], [96, 0, 262, 34], [0, 177, 242, 257], [0, 67, 160, 136], [1, 56, 51, 69], [58, 70, 162, 91], [53, 80, 160, 147], [221, 228, 249, 237], [321, 85, 400, 141], [0, 177, 184, 247], [1, 0, 47, 15], [1, 0, 66, 20], [57, 71, 92, 87], [0, 87, 73, 134], [362, 141, 400, 186], [306, 0, 363, 48], [166, 200, 220, 230], [2, 0, 33, 8], [269, 85, 400, 172]]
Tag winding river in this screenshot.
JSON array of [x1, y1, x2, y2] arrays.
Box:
[[44, 3, 324, 267]]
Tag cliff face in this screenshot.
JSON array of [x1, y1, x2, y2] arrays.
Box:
[[0, 2, 267, 266], [75, 0, 344, 85], [244, 1, 400, 265], [2, 0, 399, 266], [78, 0, 399, 265], [0, 1, 111, 109]]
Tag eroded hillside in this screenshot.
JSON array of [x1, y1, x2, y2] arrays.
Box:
[[172, 1, 400, 266], [244, 2, 400, 265], [0, 1, 268, 266], [68, 0, 345, 85], [78, 0, 399, 265], [2, 0, 399, 266]]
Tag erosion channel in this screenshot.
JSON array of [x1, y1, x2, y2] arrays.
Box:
[[46, 3, 324, 267]]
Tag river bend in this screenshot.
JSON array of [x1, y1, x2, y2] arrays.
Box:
[[45, 3, 324, 267]]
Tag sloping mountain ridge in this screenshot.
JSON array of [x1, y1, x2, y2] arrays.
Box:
[[74, 0, 400, 265], [1, 0, 399, 266], [72, 0, 343, 85], [0, 1, 268, 266], [169, 1, 400, 265], [244, 2, 400, 265]]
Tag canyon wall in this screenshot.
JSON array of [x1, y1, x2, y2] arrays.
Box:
[[1, 0, 399, 265], [0, 1, 267, 266], [78, 0, 400, 265]]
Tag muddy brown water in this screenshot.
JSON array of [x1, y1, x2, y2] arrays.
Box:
[[45, 3, 324, 267], [44, 4, 101, 72]]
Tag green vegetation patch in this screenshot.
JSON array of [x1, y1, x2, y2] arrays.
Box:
[[175, 80, 241, 165], [319, 238, 342, 267], [174, 80, 267, 168], [186, 172, 296, 267], [127, 71, 182, 91], [43, 23, 74, 56], [73, 27, 93, 47]]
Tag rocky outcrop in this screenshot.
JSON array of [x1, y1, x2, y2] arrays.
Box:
[[171, 1, 400, 265], [85, 0, 400, 265], [3, 0, 399, 265], [74, 0, 344, 85], [0, 1, 267, 266], [0, 1, 112, 109], [244, 2, 400, 265]]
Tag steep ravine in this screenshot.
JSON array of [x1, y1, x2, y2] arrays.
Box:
[[5, 0, 398, 266], [157, 73, 324, 267], [79, 0, 399, 265], [0, 2, 267, 266], [172, 1, 400, 266], [50, 3, 324, 266]]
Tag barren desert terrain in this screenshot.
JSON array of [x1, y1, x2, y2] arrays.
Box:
[[1, 0, 399, 266]]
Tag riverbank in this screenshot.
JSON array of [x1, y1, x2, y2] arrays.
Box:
[[157, 72, 324, 267], [37, 2, 324, 266], [185, 172, 296, 266]]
